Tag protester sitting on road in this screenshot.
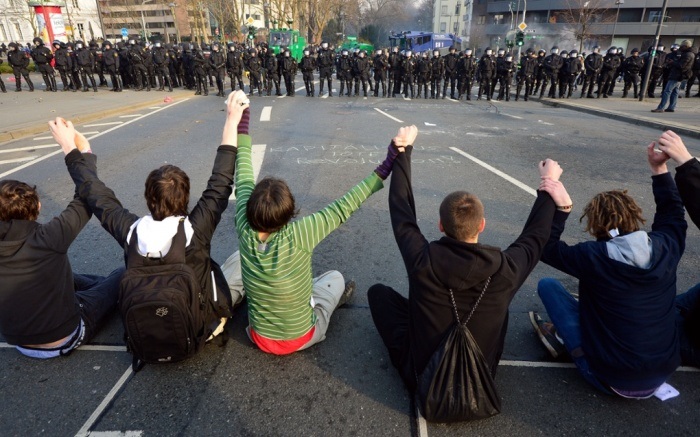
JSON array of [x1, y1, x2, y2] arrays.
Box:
[[0, 134, 123, 359], [47, 90, 250, 355], [227, 116, 402, 355], [530, 138, 686, 398], [368, 124, 560, 397], [654, 130, 700, 368]]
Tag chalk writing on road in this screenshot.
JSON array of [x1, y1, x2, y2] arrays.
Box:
[[267, 144, 461, 165]]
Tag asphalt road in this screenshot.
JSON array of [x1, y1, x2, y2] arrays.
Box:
[[2, 88, 700, 437]]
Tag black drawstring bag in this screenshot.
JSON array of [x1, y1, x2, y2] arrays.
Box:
[[416, 277, 501, 423]]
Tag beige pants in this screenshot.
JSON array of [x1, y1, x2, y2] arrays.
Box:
[[221, 251, 345, 351]]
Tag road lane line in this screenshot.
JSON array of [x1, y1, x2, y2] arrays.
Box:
[[449, 147, 537, 197], [74, 366, 134, 437], [0, 156, 38, 165], [260, 106, 272, 122], [118, 114, 143, 118], [33, 136, 53, 141], [374, 108, 403, 123], [502, 113, 523, 120], [84, 122, 123, 127], [230, 144, 266, 200], [84, 432, 143, 436], [0, 144, 58, 154], [0, 99, 189, 180]]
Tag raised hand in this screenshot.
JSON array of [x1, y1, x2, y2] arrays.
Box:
[[48, 117, 77, 155], [647, 141, 670, 175], [539, 158, 563, 182], [393, 125, 418, 150], [657, 130, 693, 165]]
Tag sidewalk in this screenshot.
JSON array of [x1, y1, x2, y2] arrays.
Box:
[[0, 72, 194, 143], [533, 90, 700, 139]]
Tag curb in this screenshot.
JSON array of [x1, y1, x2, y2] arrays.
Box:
[[536, 97, 700, 140], [0, 94, 190, 144]]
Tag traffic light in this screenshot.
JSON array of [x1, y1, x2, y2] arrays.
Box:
[[516, 31, 524, 46], [248, 26, 256, 40]]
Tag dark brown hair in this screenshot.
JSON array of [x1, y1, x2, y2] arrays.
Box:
[[144, 165, 190, 221], [580, 189, 645, 239], [246, 177, 298, 232], [439, 191, 484, 241], [0, 180, 40, 221]]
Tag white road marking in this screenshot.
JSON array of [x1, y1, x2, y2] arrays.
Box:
[[0, 99, 189, 180], [81, 432, 143, 437], [538, 119, 554, 126], [373, 108, 403, 123], [450, 147, 537, 197], [295, 85, 306, 92], [0, 144, 58, 154], [148, 107, 161, 109], [424, 122, 436, 126], [321, 94, 329, 99], [230, 144, 267, 200], [84, 122, 123, 127], [0, 156, 38, 165], [403, 96, 411, 101], [260, 106, 272, 122], [118, 114, 143, 118], [33, 132, 99, 141], [416, 402, 429, 437], [74, 366, 134, 437], [502, 113, 524, 120]]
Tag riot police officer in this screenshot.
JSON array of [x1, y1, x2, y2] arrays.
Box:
[[354, 50, 371, 97], [102, 41, 122, 92], [496, 52, 514, 101], [581, 46, 603, 98], [597, 47, 621, 98], [7, 42, 34, 92], [443, 45, 459, 99], [431, 50, 445, 99], [299, 48, 316, 96], [622, 48, 642, 98], [317, 41, 334, 97], [209, 43, 226, 96], [153, 42, 174, 92], [246, 47, 264, 96], [477, 47, 494, 100], [457, 48, 475, 100], [31, 37, 56, 92], [515, 48, 537, 101], [129, 40, 150, 91], [541, 46, 563, 98], [372, 49, 389, 97], [337, 50, 353, 97]]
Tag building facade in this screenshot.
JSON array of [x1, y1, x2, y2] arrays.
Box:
[[1, 0, 103, 44]]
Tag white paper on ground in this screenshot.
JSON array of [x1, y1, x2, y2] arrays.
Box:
[[654, 382, 680, 401]]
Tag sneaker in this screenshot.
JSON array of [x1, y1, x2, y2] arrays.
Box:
[[651, 108, 664, 113], [529, 311, 567, 359], [337, 280, 356, 308], [664, 109, 675, 112]]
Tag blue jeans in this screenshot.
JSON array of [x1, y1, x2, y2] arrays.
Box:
[[675, 282, 700, 367], [656, 79, 680, 111], [537, 278, 612, 394], [74, 267, 124, 343]]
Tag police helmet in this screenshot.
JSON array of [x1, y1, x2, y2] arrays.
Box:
[[33, 37, 43, 46], [569, 50, 578, 58], [526, 48, 533, 55], [8, 42, 18, 49], [422, 51, 428, 58], [465, 48, 473, 56], [592, 46, 600, 54], [321, 41, 328, 49], [53, 40, 61, 48], [360, 50, 367, 58], [670, 43, 679, 51], [449, 45, 456, 52], [103, 41, 112, 49], [155, 42, 162, 48], [497, 49, 505, 56], [505, 54, 513, 62], [392, 46, 399, 53], [551, 46, 559, 54], [376, 49, 383, 55], [212, 43, 220, 51], [538, 49, 546, 55], [560, 50, 569, 58], [249, 48, 256, 55], [657, 45, 665, 51], [608, 47, 617, 55], [342, 50, 349, 56], [76, 41, 84, 49], [406, 50, 412, 57], [353, 48, 360, 55], [631, 48, 639, 54], [284, 49, 290, 57], [303, 49, 310, 56], [128, 39, 136, 45], [485, 47, 493, 55]]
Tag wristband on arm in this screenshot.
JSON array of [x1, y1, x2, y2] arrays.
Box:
[[237, 108, 250, 135], [374, 141, 401, 180]]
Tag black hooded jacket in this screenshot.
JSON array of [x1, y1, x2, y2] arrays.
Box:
[[389, 147, 555, 384]]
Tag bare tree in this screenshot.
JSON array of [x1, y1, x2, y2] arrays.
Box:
[[559, 0, 614, 52]]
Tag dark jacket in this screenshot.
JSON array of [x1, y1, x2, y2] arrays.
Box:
[[541, 173, 685, 391], [390, 147, 555, 388], [65, 146, 239, 321], [674, 158, 700, 348], [669, 47, 695, 81], [0, 153, 95, 345]]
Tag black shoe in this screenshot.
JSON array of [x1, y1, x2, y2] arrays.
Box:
[[529, 311, 568, 360], [337, 280, 356, 308], [664, 109, 675, 112]]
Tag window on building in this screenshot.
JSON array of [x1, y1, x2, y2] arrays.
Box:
[[440, 22, 446, 32], [453, 22, 459, 32], [441, 5, 447, 15], [254, 14, 261, 20], [455, 4, 460, 15], [14, 22, 23, 40], [0, 24, 6, 41], [477, 15, 486, 24], [647, 10, 666, 22], [493, 14, 504, 24]]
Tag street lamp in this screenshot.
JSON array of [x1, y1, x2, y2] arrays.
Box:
[[168, 3, 179, 43], [610, 0, 624, 46], [140, 0, 153, 40]]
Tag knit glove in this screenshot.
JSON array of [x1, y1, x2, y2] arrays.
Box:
[[374, 141, 401, 180], [238, 108, 250, 136]]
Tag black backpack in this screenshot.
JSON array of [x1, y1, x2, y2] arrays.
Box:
[[415, 277, 501, 423], [119, 220, 210, 371]]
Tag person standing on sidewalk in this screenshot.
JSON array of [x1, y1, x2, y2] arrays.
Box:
[[7, 42, 34, 92], [530, 138, 686, 397], [652, 40, 695, 113], [685, 50, 700, 98]]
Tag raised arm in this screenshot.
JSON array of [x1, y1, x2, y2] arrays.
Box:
[[188, 90, 248, 240], [657, 130, 700, 229]]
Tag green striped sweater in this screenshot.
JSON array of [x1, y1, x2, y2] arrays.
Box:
[[235, 135, 384, 340]]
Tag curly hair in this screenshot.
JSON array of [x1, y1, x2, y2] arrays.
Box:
[[580, 190, 645, 240]]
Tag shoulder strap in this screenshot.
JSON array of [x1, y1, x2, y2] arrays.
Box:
[[448, 276, 492, 326]]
